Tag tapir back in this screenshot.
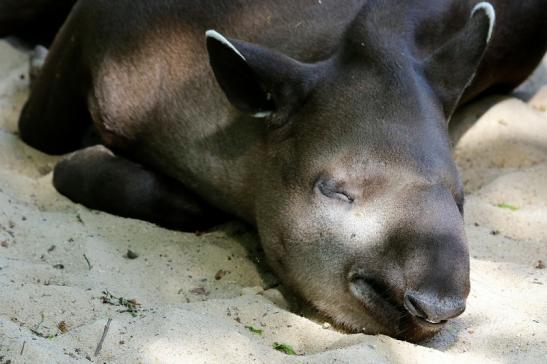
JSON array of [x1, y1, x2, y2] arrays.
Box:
[[74, 0, 547, 222]]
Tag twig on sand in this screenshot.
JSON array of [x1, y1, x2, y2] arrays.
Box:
[[20, 341, 26, 356], [83, 254, 92, 270], [94, 318, 112, 357]]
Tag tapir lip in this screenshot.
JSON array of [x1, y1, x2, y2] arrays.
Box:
[[348, 276, 447, 340], [414, 316, 448, 327], [349, 276, 405, 329]]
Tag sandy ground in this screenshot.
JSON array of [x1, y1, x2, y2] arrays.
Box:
[[0, 40, 545, 364]]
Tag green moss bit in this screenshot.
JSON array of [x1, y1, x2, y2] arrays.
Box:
[[497, 203, 519, 211], [273, 342, 297, 355], [245, 325, 263, 335]]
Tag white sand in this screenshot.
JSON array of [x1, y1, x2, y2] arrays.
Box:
[[0, 40, 545, 363]]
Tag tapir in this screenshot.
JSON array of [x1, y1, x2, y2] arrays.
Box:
[[1, 0, 546, 342]]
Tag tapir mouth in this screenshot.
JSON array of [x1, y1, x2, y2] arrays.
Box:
[[349, 276, 447, 341], [414, 317, 447, 326], [349, 276, 404, 324]]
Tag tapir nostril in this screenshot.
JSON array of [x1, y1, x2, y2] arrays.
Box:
[[404, 294, 427, 319], [404, 291, 466, 323]]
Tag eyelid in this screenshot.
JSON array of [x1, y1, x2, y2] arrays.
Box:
[[317, 179, 355, 203], [333, 191, 354, 203]]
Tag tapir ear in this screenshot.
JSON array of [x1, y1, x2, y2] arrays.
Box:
[[424, 2, 495, 118], [206, 30, 317, 119]]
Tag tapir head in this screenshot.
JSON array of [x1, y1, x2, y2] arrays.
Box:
[[206, 3, 495, 341]]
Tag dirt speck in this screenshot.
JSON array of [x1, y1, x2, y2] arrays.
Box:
[[125, 250, 139, 259], [215, 269, 229, 280], [190, 287, 209, 296]]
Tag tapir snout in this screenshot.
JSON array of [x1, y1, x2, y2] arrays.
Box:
[[348, 184, 470, 339]]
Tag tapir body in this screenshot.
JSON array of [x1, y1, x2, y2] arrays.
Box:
[[2, 0, 546, 342]]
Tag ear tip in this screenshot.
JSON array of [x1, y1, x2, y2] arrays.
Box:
[[205, 29, 220, 38], [205, 29, 247, 61], [471, 2, 495, 18], [471, 2, 496, 42], [471, 2, 495, 21]]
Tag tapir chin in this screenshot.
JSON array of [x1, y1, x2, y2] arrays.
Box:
[[1, 0, 546, 342]]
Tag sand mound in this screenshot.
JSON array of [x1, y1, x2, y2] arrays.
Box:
[[0, 41, 545, 363]]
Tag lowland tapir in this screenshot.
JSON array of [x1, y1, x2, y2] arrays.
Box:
[[1, 0, 546, 342]]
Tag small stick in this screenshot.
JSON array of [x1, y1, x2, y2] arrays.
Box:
[[20, 341, 26, 356], [83, 254, 92, 270], [94, 318, 112, 357]]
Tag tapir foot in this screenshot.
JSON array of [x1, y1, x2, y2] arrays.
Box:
[[53, 145, 229, 231]]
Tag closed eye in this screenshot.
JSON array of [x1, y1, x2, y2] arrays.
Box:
[[316, 178, 354, 203]]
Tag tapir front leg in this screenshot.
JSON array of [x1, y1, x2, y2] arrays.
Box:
[[53, 145, 228, 231]]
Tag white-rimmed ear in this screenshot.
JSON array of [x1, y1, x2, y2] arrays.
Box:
[[205, 29, 318, 120], [424, 2, 496, 118], [471, 2, 495, 42], [205, 30, 246, 61]]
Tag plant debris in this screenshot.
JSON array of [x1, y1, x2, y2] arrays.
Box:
[[29, 329, 57, 339], [100, 290, 141, 317], [273, 342, 297, 355], [245, 325, 263, 335], [497, 203, 519, 211], [57, 321, 69, 333], [29, 313, 58, 340]]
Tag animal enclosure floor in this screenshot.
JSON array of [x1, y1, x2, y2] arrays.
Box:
[[0, 41, 546, 363]]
